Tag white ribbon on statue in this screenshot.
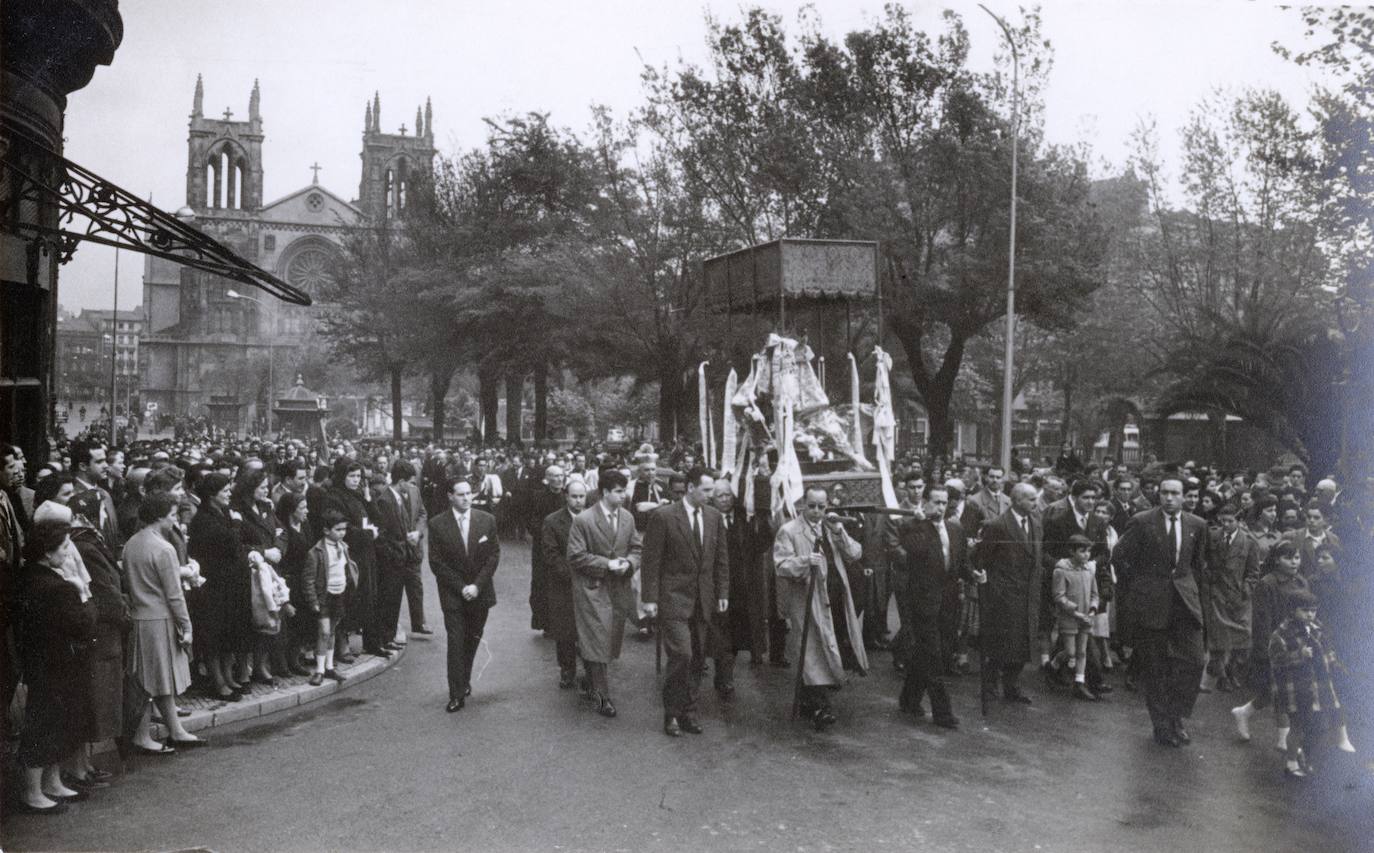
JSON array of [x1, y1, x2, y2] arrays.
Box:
[[848, 352, 869, 466], [721, 367, 739, 474], [871, 346, 899, 508], [698, 361, 714, 468]]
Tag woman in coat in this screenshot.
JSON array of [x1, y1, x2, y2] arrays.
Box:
[[124, 493, 203, 752], [68, 491, 130, 788], [231, 469, 284, 685], [275, 490, 315, 675], [324, 460, 379, 660], [186, 472, 247, 701], [14, 518, 95, 814]]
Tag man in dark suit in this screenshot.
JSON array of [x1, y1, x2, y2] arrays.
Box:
[[371, 468, 418, 652], [392, 459, 431, 635], [975, 483, 1043, 704], [1108, 477, 1140, 537], [1112, 478, 1207, 747], [428, 479, 501, 713], [709, 480, 764, 693], [640, 467, 729, 737], [526, 464, 566, 632], [1040, 479, 1107, 676], [968, 466, 1011, 524], [540, 477, 585, 690], [71, 440, 122, 550], [897, 484, 969, 729]]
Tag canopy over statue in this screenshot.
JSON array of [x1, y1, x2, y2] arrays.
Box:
[[703, 238, 879, 316]]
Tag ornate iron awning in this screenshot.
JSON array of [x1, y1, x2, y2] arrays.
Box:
[[1, 117, 311, 306]]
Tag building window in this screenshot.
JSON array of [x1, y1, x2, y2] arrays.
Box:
[[264, 234, 276, 251]]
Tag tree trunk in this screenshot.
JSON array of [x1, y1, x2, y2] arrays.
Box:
[[1060, 361, 1075, 445], [533, 362, 548, 441], [504, 372, 523, 445], [429, 367, 453, 444], [478, 364, 499, 444], [390, 364, 404, 443], [891, 323, 964, 464], [658, 373, 679, 442]]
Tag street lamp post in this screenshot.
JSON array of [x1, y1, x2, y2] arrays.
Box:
[[226, 288, 274, 436], [979, 4, 1020, 473]]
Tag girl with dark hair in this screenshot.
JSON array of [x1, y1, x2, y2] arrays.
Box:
[[186, 472, 248, 701], [1243, 494, 1282, 563], [1231, 540, 1309, 749], [13, 518, 95, 814]]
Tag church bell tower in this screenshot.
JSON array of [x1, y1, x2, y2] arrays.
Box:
[[186, 75, 265, 212], [358, 92, 435, 221]]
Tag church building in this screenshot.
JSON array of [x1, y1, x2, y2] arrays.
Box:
[[139, 76, 435, 429]]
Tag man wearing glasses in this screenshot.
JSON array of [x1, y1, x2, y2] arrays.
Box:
[[773, 486, 869, 731]]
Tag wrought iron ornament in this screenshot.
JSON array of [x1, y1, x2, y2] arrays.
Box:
[[1, 117, 311, 306]]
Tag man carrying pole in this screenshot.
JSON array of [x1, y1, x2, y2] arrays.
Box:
[[773, 484, 868, 731]]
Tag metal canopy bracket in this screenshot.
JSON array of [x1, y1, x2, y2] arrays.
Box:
[[2, 118, 311, 306]]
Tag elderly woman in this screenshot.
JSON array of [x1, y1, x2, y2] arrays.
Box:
[[124, 492, 203, 752], [14, 518, 96, 814], [66, 491, 130, 790], [231, 469, 284, 685], [187, 473, 248, 701]]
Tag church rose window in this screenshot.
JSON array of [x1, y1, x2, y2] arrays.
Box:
[[285, 246, 333, 293]]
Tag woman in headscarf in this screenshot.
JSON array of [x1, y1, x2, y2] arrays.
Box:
[[231, 469, 284, 686], [123, 492, 203, 752], [186, 472, 247, 701], [275, 490, 315, 675], [66, 491, 130, 790], [324, 459, 380, 661], [13, 517, 95, 814]]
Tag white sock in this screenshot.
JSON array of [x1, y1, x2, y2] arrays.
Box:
[[1074, 673, 1086, 683], [1276, 727, 1290, 750], [1233, 701, 1254, 716], [1286, 759, 1300, 771], [1040, 653, 1051, 666]]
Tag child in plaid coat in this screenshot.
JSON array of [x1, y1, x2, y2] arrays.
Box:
[[1268, 589, 1351, 778]]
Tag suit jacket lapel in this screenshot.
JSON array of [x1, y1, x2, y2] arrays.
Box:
[[680, 502, 702, 561]]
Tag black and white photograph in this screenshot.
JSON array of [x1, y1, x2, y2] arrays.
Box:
[[1, 0, 1371, 850]]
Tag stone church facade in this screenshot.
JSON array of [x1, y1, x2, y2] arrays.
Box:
[[140, 77, 434, 427]]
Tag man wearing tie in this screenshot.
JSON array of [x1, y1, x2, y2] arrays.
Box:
[[428, 480, 501, 713], [975, 483, 1043, 705], [371, 467, 418, 652], [640, 468, 729, 737], [71, 440, 121, 550], [391, 460, 431, 635], [1112, 479, 1207, 747], [567, 470, 641, 717], [897, 484, 969, 729]]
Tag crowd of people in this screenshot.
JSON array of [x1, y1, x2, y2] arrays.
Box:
[[1, 429, 1368, 816]]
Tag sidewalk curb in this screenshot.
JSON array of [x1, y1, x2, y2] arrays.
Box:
[[98, 645, 405, 751]]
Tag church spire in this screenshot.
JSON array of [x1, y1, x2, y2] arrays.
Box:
[[425, 97, 433, 140], [372, 91, 381, 132], [416, 105, 423, 138], [364, 100, 372, 134], [248, 79, 261, 123], [192, 74, 203, 118]]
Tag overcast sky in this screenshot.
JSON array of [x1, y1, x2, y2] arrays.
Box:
[[58, 0, 1324, 311]]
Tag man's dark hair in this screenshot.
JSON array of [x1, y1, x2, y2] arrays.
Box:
[[320, 508, 349, 530], [70, 440, 102, 471], [923, 484, 949, 501], [1070, 479, 1101, 499], [145, 466, 185, 495], [599, 468, 629, 492], [391, 459, 415, 482], [668, 472, 687, 490], [276, 458, 306, 479], [684, 466, 712, 488]]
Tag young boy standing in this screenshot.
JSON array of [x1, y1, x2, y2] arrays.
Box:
[[1268, 590, 1347, 778], [302, 509, 356, 686], [1052, 534, 1100, 701]]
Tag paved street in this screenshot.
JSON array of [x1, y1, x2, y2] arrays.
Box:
[[6, 540, 1371, 853]]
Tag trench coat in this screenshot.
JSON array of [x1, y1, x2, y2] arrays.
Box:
[[566, 504, 642, 663], [539, 507, 579, 647], [773, 516, 869, 687], [1203, 527, 1261, 652]]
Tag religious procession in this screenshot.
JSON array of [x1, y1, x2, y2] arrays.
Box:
[[3, 1, 1372, 851]]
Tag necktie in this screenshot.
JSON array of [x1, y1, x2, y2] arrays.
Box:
[[610, 509, 618, 536], [459, 513, 468, 546], [692, 508, 702, 545], [936, 521, 950, 568], [1021, 515, 1030, 539], [1167, 514, 1178, 566]]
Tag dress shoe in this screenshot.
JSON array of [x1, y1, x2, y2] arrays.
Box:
[[576, 675, 592, 698], [1092, 682, 1114, 695], [446, 697, 465, 713], [308, 672, 323, 686], [464, 684, 472, 697], [679, 716, 704, 734], [383, 642, 404, 652], [364, 646, 393, 659], [558, 670, 576, 690], [336, 652, 357, 664], [812, 708, 837, 731], [596, 696, 617, 718], [1172, 721, 1191, 745], [169, 737, 208, 749], [1123, 674, 1137, 692], [215, 689, 243, 703], [63, 773, 110, 790], [412, 625, 434, 635], [12, 799, 69, 815], [252, 674, 277, 687], [933, 715, 960, 730], [324, 668, 346, 683], [288, 661, 313, 677], [1073, 683, 1101, 702], [663, 717, 683, 737], [1003, 690, 1033, 705], [1153, 728, 1182, 748]]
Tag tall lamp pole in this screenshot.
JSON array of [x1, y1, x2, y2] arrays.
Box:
[[979, 4, 1020, 473], [226, 289, 274, 436], [109, 248, 119, 441]]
